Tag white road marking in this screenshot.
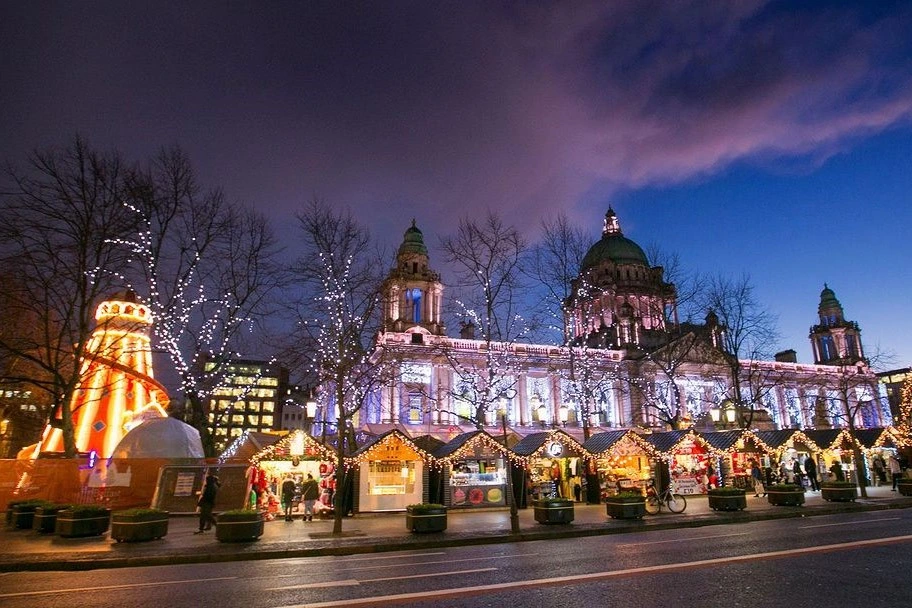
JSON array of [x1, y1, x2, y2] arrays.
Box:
[[799, 517, 901, 529], [0, 576, 238, 599], [278, 534, 912, 608], [274, 568, 497, 591], [282, 551, 447, 566], [337, 553, 536, 572], [618, 532, 748, 546]]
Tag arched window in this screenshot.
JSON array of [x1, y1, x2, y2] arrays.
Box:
[[406, 288, 422, 323]]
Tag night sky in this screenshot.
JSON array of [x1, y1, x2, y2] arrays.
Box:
[[3, 1, 911, 367]]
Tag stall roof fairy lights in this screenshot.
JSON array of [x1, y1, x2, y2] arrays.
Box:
[[251, 429, 335, 465], [510, 429, 590, 462], [643, 429, 726, 460], [583, 429, 657, 457], [432, 430, 518, 468], [752, 429, 821, 453], [698, 429, 776, 455], [802, 429, 847, 452], [345, 429, 436, 469], [219, 430, 285, 463]]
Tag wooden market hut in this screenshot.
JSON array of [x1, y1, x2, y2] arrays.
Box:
[[510, 429, 590, 503], [344, 429, 436, 512], [583, 430, 657, 499], [431, 430, 514, 509], [753, 429, 822, 484], [643, 429, 725, 495], [697, 429, 776, 488]]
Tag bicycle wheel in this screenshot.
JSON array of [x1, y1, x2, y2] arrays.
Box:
[[666, 493, 687, 513], [644, 495, 660, 515]]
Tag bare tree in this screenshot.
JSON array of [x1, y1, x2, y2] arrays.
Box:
[[288, 199, 392, 535], [697, 274, 782, 428], [117, 148, 283, 456], [436, 211, 530, 429], [0, 137, 139, 456]]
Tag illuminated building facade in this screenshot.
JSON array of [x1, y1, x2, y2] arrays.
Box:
[[361, 212, 890, 438], [36, 291, 169, 458], [206, 359, 288, 452]]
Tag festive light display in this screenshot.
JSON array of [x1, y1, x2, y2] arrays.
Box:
[[344, 430, 434, 470], [251, 429, 335, 465], [35, 292, 169, 458]]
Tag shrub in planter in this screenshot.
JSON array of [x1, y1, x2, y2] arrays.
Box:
[[33, 503, 71, 534], [533, 498, 575, 525], [765, 484, 805, 507], [55, 505, 111, 538], [7, 499, 54, 530], [707, 487, 747, 511], [605, 491, 646, 519], [215, 509, 264, 542], [405, 503, 448, 533], [820, 481, 857, 502], [896, 480, 912, 497], [111, 508, 170, 542]]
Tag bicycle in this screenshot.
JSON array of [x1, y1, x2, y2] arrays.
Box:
[[644, 478, 687, 514]]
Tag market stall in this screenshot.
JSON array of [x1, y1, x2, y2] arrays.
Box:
[[346, 429, 434, 512], [644, 430, 724, 495], [754, 429, 822, 485], [433, 430, 513, 508], [698, 429, 775, 489], [248, 430, 337, 516], [854, 427, 906, 487], [583, 430, 656, 499], [511, 429, 591, 502]]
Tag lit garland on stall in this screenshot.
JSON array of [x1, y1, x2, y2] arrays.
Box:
[[344, 430, 435, 471], [896, 374, 912, 442], [252, 429, 335, 466], [433, 431, 523, 470]]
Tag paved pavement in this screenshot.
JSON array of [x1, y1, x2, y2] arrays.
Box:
[[2, 486, 910, 572]]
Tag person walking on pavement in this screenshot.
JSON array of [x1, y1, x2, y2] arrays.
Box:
[[889, 454, 903, 490], [805, 455, 819, 491], [301, 473, 320, 521], [195, 469, 220, 534], [750, 458, 765, 497], [281, 475, 297, 521]]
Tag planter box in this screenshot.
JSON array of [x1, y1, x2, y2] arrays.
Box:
[[405, 507, 448, 533], [766, 490, 805, 507], [605, 498, 646, 519], [111, 513, 170, 542], [215, 516, 264, 542], [821, 486, 857, 502], [55, 508, 111, 538], [533, 500, 575, 525], [708, 492, 747, 511], [33, 506, 67, 534], [897, 481, 912, 497], [10, 505, 39, 530]]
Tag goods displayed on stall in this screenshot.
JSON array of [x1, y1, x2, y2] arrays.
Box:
[[583, 430, 656, 499], [644, 430, 724, 495], [700, 429, 775, 490], [433, 431, 512, 508], [247, 429, 336, 518], [511, 430, 590, 502]]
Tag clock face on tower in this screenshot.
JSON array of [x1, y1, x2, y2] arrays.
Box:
[[546, 441, 563, 457]]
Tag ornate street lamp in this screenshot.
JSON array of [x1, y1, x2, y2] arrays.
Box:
[[558, 404, 570, 426]]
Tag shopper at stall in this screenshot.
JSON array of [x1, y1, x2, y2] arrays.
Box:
[[749, 459, 765, 497], [301, 473, 320, 521], [829, 460, 845, 482], [873, 455, 887, 486], [281, 475, 296, 521], [805, 455, 819, 491], [793, 459, 804, 488], [889, 454, 903, 490]]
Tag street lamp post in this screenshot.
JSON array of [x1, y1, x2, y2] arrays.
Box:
[[304, 389, 317, 434]]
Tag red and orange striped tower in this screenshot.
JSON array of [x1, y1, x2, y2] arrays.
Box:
[[35, 291, 169, 458]]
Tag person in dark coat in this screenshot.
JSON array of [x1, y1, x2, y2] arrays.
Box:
[[281, 475, 297, 521], [792, 459, 804, 488], [195, 469, 220, 533], [300, 473, 320, 521], [829, 461, 845, 482], [804, 456, 819, 491]]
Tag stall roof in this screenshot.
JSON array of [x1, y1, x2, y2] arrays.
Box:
[[510, 429, 588, 459], [583, 430, 655, 456], [851, 427, 896, 449], [412, 434, 446, 455], [346, 429, 436, 466], [643, 429, 725, 457], [433, 430, 510, 462], [802, 429, 845, 451], [251, 429, 335, 464], [220, 430, 286, 463], [752, 429, 799, 450], [699, 429, 747, 452]]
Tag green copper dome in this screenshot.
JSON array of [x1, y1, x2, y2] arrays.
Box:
[[580, 208, 649, 269], [397, 219, 428, 257], [818, 283, 841, 311]]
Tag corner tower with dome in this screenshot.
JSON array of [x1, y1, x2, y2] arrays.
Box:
[[809, 283, 865, 365], [382, 220, 445, 336]]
